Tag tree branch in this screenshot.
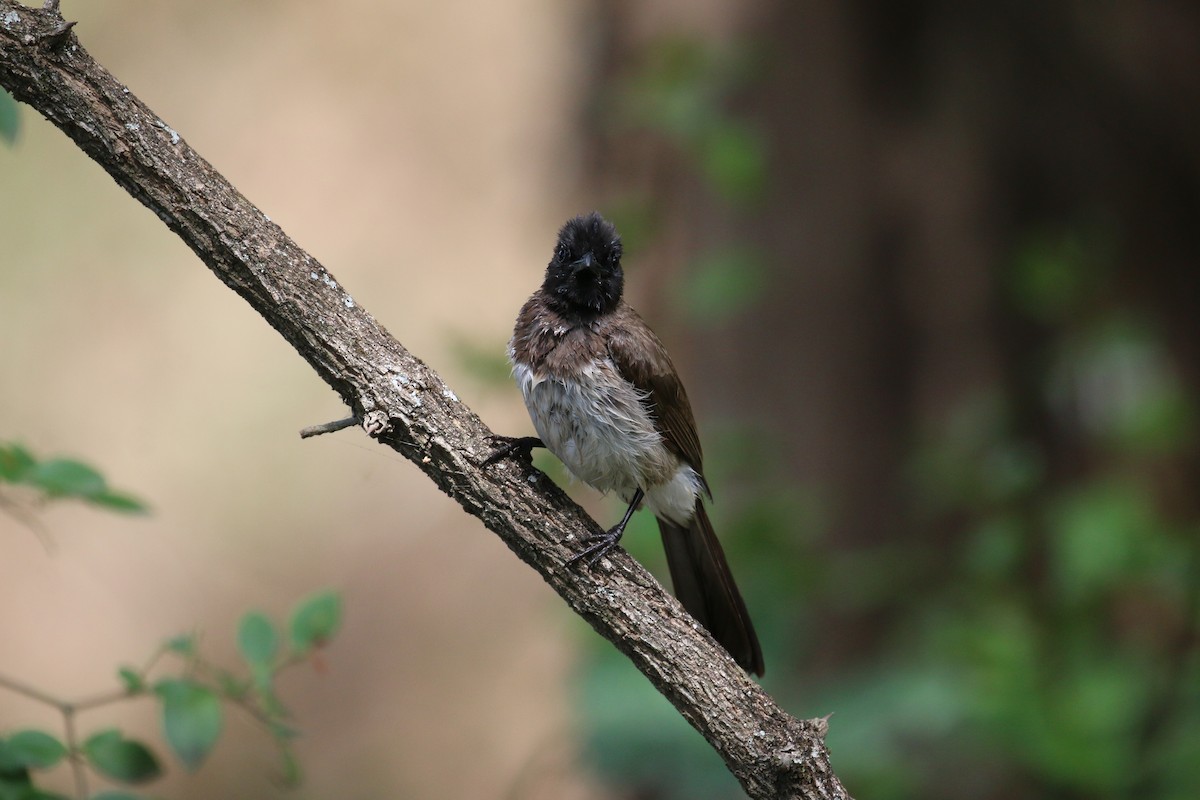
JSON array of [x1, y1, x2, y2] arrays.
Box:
[[0, 4, 849, 797]]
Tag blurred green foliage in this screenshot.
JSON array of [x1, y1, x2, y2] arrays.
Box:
[[1, 591, 341, 799], [561, 33, 1200, 800], [833, 252, 1196, 800], [1, 453, 341, 798], [446, 333, 515, 390], [1, 442, 147, 514], [452, 29, 1199, 799], [564, 250, 1200, 800], [0, 89, 18, 145], [617, 38, 767, 205], [81, 730, 162, 785], [609, 35, 773, 332], [672, 245, 767, 324]]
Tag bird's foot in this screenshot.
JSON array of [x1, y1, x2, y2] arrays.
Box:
[[566, 524, 627, 568], [480, 435, 544, 467]]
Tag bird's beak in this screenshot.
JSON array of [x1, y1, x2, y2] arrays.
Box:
[[571, 252, 598, 277]]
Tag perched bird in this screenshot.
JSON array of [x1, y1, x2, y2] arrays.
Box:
[[487, 212, 763, 675]]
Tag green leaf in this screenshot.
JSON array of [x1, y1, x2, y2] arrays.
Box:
[[0, 444, 36, 482], [0, 737, 26, 775], [237, 612, 279, 666], [0, 90, 19, 146], [155, 679, 222, 771], [255, 679, 286, 718], [289, 590, 342, 652], [82, 730, 161, 784], [278, 745, 301, 787], [24, 459, 107, 498], [0, 739, 42, 800], [0, 771, 34, 796], [117, 667, 144, 694], [164, 634, 195, 655], [13, 790, 71, 800], [89, 490, 149, 514], [5, 731, 66, 769], [0, 446, 146, 511]]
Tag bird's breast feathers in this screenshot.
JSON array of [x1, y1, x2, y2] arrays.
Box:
[[510, 351, 701, 525]]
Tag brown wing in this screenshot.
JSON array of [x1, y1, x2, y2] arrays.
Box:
[[605, 305, 708, 489]]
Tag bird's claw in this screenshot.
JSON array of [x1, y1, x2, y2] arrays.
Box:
[[481, 435, 542, 467], [566, 527, 624, 568]]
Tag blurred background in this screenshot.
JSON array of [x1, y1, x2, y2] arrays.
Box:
[[3, 1, 1199, 798]]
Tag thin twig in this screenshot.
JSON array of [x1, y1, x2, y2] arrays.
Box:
[[0, 672, 92, 798], [70, 686, 135, 712], [299, 416, 359, 439], [0, 671, 65, 708], [63, 707, 88, 799], [0, 493, 57, 554]]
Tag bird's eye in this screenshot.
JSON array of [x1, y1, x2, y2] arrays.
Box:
[[555, 244, 570, 262]]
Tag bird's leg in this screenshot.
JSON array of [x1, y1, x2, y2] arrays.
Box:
[[481, 435, 545, 466], [568, 487, 645, 567]]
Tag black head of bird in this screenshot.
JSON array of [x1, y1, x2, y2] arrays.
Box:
[[542, 212, 624, 317]]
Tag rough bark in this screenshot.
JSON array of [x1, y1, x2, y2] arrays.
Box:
[[0, 3, 850, 797]]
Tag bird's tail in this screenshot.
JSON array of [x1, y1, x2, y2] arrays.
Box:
[[658, 502, 764, 676]]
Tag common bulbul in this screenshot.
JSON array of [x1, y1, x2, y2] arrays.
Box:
[[487, 212, 764, 676]]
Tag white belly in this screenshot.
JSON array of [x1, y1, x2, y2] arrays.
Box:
[[513, 358, 702, 525]]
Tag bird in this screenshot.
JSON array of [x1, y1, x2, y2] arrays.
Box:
[[486, 211, 764, 676]]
